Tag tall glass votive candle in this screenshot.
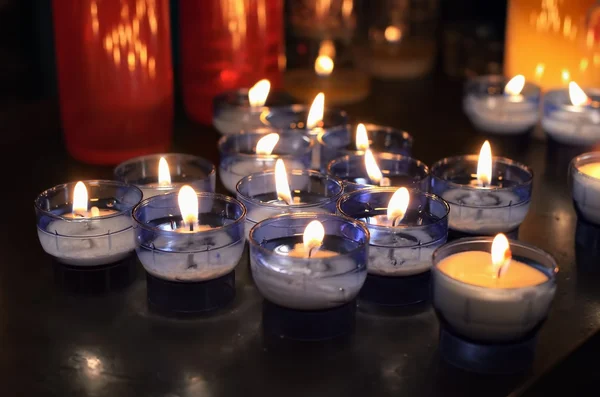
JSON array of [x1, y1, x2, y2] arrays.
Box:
[[338, 187, 449, 306], [212, 88, 294, 135], [463, 75, 541, 135], [431, 155, 533, 239], [318, 123, 413, 172], [327, 152, 430, 192], [542, 85, 600, 146], [114, 153, 216, 198], [35, 180, 143, 293], [236, 170, 343, 237], [570, 152, 600, 224], [132, 192, 246, 315], [249, 213, 369, 341], [432, 237, 558, 373], [219, 130, 313, 193]]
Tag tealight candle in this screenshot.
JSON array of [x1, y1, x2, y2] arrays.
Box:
[[218, 130, 313, 193], [570, 152, 600, 224], [35, 180, 143, 293], [318, 123, 413, 171], [132, 186, 246, 314], [236, 159, 343, 237], [431, 141, 533, 237], [542, 82, 600, 146], [432, 235, 558, 373], [212, 79, 295, 135], [327, 150, 430, 192], [463, 75, 541, 135], [114, 153, 216, 198], [249, 213, 369, 341], [338, 187, 449, 306]]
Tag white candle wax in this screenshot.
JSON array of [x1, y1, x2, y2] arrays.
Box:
[[214, 107, 264, 135], [38, 211, 136, 266], [572, 162, 600, 223], [442, 189, 528, 234], [251, 248, 366, 310], [463, 95, 538, 135], [543, 107, 600, 146], [433, 251, 554, 342], [220, 158, 305, 193]]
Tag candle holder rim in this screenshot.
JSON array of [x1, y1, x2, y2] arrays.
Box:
[[337, 187, 451, 231], [113, 153, 216, 179], [327, 152, 429, 173], [468, 74, 541, 90], [235, 170, 344, 208], [248, 212, 370, 262], [34, 180, 143, 222], [132, 192, 247, 237], [262, 104, 349, 129], [317, 122, 413, 147], [571, 151, 600, 182], [218, 131, 314, 158], [213, 88, 294, 106], [431, 154, 533, 191], [431, 237, 558, 292], [544, 87, 600, 111], [36, 223, 134, 239]]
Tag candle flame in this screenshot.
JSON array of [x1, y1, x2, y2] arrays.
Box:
[[491, 233, 512, 278], [255, 133, 280, 155], [303, 220, 325, 258], [355, 123, 370, 151], [477, 141, 493, 187], [307, 92, 325, 129], [365, 149, 384, 185], [158, 157, 171, 186], [504, 75, 525, 96], [569, 81, 589, 107], [275, 159, 292, 205], [384, 26, 402, 43], [318, 39, 336, 58], [387, 187, 410, 225], [178, 185, 198, 228], [248, 79, 271, 107], [315, 55, 334, 77], [72, 181, 89, 214]]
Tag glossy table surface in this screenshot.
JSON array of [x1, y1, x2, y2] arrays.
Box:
[[11, 76, 600, 396]]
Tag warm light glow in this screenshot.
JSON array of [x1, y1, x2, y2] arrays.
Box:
[[504, 75, 525, 96], [275, 159, 292, 205], [73, 181, 88, 214], [384, 26, 402, 43], [491, 233, 512, 278], [255, 133, 280, 155], [387, 187, 410, 225], [158, 157, 171, 186], [178, 185, 198, 228], [248, 79, 271, 107], [477, 141, 493, 187], [364, 149, 383, 185], [307, 93, 325, 129], [318, 39, 336, 58], [314, 55, 334, 77], [569, 81, 590, 107], [561, 69, 570, 84], [534, 63, 545, 80], [355, 123, 369, 151], [303, 220, 325, 257]]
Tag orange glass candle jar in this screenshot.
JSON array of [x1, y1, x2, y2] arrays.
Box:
[[179, 0, 284, 125], [52, 0, 174, 165]]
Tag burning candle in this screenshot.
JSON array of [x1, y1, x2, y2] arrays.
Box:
[[212, 79, 294, 135], [338, 187, 450, 306], [132, 186, 246, 314], [542, 81, 600, 146], [463, 75, 541, 135], [114, 153, 216, 198], [570, 151, 600, 224], [431, 141, 533, 237], [249, 213, 369, 340], [431, 234, 557, 373]]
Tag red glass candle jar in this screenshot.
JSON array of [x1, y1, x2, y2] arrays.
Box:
[[52, 0, 174, 165], [179, 0, 284, 125]]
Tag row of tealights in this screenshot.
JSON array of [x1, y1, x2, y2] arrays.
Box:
[[33, 81, 599, 374], [464, 74, 600, 146]]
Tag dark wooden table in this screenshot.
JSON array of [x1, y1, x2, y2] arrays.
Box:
[[8, 76, 600, 396]]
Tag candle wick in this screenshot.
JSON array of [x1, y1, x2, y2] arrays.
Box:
[[189, 223, 194, 232], [307, 246, 319, 259], [391, 216, 401, 227]]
